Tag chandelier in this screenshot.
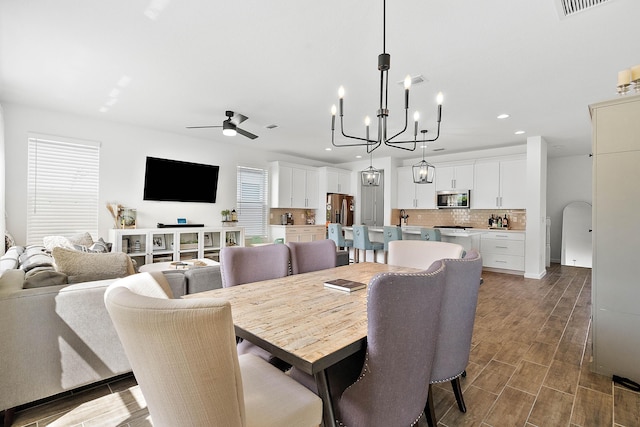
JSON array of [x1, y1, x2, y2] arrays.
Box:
[[330, 0, 444, 154], [412, 130, 435, 184]]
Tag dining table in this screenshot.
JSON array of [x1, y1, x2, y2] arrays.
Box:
[[184, 261, 419, 427]]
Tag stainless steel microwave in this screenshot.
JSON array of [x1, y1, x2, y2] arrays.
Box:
[[436, 190, 470, 209]]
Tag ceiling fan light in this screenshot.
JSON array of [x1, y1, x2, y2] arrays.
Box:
[[223, 121, 237, 136]]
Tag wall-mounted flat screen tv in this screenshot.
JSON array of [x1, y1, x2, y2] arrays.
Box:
[[143, 156, 219, 203]]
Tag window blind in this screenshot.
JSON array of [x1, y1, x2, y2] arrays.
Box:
[[236, 166, 268, 238], [27, 135, 100, 245]]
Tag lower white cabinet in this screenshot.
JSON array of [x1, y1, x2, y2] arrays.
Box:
[[481, 231, 525, 271], [270, 225, 326, 243], [109, 227, 245, 267]]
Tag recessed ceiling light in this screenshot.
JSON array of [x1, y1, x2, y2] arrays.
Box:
[[497, 114, 510, 119], [355, 155, 362, 159], [325, 147, 332, 151], [514, 130, 525, 135]]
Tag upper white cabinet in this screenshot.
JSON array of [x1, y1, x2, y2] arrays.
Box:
[[435, 164, 474, 191], [396, 166, 436, 208], [270, 162, 318, 208], [325, 168, 352, 194], [473, 158, 526, 209]]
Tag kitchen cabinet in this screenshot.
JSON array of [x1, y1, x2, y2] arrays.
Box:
[[325, 168, 352, 194], [270, 225, 326, 243], [396, 166, 436, 208], [480, 231, 525, 271], [109, 226, 245, 267], [472, 158, 526, 209], [435, 164, 474, 191], [270, 162, 318, 208], [590, 94, 640, 381]]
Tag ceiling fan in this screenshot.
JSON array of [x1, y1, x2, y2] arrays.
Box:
[[186, 110, 258, 139]]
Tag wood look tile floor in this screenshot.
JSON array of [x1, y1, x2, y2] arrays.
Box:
[[8, 264, 640, 427]]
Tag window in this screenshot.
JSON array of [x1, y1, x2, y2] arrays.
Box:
[[236, 166, 268, 239], [27, 134, 100, 245]]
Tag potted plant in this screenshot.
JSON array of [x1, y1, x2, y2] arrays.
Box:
[[221, 209, 230, 221]]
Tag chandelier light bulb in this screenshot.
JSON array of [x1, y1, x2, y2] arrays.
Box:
[[436, 92, 444, 105], [331, 105, 337, 116], [413, 111, 420, 122], [338, 86, 345, 99], [404, 75, 412, 89], [364, 116, 371, 126]]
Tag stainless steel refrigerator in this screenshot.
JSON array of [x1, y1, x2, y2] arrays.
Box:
[[326, 193, 354, 226]]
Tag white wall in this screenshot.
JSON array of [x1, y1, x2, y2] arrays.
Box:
[[3, 103, 322, 244], [547, 154, 592, 263]]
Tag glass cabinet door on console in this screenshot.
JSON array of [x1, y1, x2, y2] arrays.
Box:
[[177, 231, 199, 261], [149, 231, 175, 264]]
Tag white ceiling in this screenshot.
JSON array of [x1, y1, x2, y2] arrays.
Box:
[[1, 0, 638, 164]]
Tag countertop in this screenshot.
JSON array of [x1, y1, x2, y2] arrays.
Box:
[[270, 224, 324, 228], [343, 226, 522, 237]]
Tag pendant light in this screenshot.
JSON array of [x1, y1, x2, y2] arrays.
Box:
[[412, 130, 435, 184], [361, 151, 381, 186]]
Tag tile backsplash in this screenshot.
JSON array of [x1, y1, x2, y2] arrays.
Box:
[[389, 209, 526, 230]]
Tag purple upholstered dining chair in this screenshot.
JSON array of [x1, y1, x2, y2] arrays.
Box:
[[219, 244, 291, 287], [331, 261, 448, 427], [219, 244, 292, 370], [287, 239, 337, 274], [425, 249, 483, 427]]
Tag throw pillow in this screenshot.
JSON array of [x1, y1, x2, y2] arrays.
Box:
[[73, 237, 110, 253], [23, 267, 68, 289], [52, 247, 135, 284], [43, 235, 75, 252], [19, 246, 55, 272], [0, 246, 24, 272], [5, 231, 16, 252], [67, 232, 94, 247]]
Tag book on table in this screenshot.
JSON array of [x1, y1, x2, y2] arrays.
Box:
[[324, 278, 366, 292]]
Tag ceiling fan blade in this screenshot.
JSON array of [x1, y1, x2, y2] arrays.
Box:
[[186, 125, 222, 129], [236, 127, 259, 140], [230, 113, 248, 126]]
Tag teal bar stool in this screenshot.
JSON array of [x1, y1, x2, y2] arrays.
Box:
[[328, 223, 353, 250], [420, 228, 442, 241], [352, 225, 384, 263], [383, 225, 403, 264]]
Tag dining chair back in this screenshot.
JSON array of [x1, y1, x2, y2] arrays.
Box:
[[219, 244, 292, 370], [287, 239, 337, 274], [219, 244, 290, 287], [352, 225, 384, 263], [333, 261, 447, 427], [387, 240, 464, 269], [328, 223, 353, 249], [425, 249, 483, 426], [104, 272, 322, 427], [382, 225, 403, 263], [420, 228, 442, 241]]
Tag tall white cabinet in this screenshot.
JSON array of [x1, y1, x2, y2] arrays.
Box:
[[473, 157, 526, 209], [590, 94, 640, 380]]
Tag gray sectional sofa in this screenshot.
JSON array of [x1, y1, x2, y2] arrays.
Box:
[[0, 244, 223, 419]]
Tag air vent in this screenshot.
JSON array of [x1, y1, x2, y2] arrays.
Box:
[[432, 148, 445, 152], [397, 75, 426, 86], [266, 124, 278, 129], [555, 0, 612, 18]]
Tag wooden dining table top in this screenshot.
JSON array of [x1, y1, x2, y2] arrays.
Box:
[[184, 262, 419, 375]]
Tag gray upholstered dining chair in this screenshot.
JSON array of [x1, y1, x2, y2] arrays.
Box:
[[425, 249, 483, 427], [219, 244, 290, 287], [420, 227, 442, 241], [382, 225, 403, 264], [290, 261, 449, 425], [328, 223, 353, 250], [352, 225, 384, 263], [287, 239, 337, 274], [387, 240, 464, 269], [220, 244, 292, 370], [330, 261, 448, 426], [104, 272, 322, 427]]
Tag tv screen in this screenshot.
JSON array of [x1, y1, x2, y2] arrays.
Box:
[[143, 156, 219, 203]]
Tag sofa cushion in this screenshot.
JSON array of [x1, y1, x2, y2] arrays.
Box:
[[23, 267, 68, 289], [0, 268, 26, 296], [52, 247, 135, 284]]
